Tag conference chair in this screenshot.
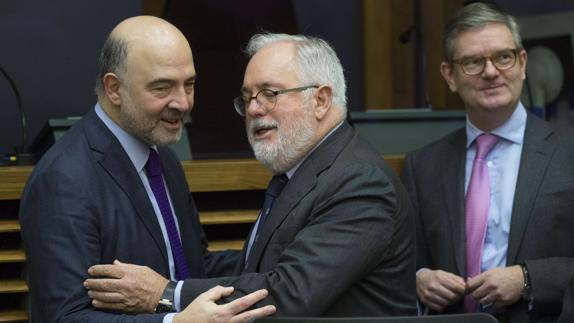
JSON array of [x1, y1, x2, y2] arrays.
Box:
[[253, 313, 498, 323]]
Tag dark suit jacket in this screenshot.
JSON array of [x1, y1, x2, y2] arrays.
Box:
[[558, 274, 574, 323], [402, 113, 574, 322], [180, 122, 417, 316], [19, 108, 235, 323]]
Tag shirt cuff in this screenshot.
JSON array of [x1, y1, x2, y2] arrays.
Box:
[[415, 268, 430, 315], [162, 313, 176, 323], [174, 280, 185, 312]]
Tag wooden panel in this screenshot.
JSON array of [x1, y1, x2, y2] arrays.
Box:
[[0, 311, 27, 323], [200, 210, 258, 225], [391, 0, 415, 108], [363, 0, 416, 108], [363, 0, 464, 110], [0, 160, 271, 200], [0, 157, 405, 199], [0, 166, 33, 200], [0, 221, 20, 233], [363, 0, 393, 109], [184, 159, 271, 193], [384, 154, 405, 177], [0, 280, 28, 294], [421, 0, 464, 109], [208, 240, 244, 251], [0, 250, 25, 264]]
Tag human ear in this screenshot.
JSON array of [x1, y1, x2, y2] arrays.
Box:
[[314, 85, 333, 120], [518, 49, 527, 80], [440, 62, 457, 93], [103, 73, 122, 105]]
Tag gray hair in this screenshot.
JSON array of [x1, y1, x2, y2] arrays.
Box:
[[94, 36, 128, 97], [245, 33, 347, 113], [443, 2, 523, 61]]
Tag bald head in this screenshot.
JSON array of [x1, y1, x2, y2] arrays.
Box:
[[95, 16, 193, 98], [94, 16, 196, 146]]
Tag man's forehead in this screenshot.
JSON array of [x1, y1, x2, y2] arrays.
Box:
[[243, 43, 298, 89], [453, 24, 514, 56]]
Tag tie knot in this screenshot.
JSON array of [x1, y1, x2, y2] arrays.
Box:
[[474, 134, 499, 160], [145, 148, 162, 177], [266, 174, 288, 198]]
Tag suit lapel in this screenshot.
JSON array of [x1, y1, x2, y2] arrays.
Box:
[[83, 110, 169, 263], [507, 115, 554, 264], [244, 122, 354, 272], [443, 130, 467, 275]]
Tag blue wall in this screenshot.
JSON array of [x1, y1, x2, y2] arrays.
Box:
[[0, 0, 141, 156]]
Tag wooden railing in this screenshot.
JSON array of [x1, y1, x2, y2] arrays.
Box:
[[0, 156, 404, 322]]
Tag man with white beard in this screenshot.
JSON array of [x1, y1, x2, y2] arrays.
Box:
[[85, 33, 417, 317]]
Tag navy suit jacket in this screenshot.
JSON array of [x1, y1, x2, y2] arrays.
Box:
[[402, 114, 574, 322], [20, 108, 236, 322], [179, 122, 417, 317]]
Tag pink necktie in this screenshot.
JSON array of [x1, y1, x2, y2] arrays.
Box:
[[464, 134, 499, 312]]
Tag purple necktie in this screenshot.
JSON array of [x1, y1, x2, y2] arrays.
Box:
[[145, 148, 190, 281], [464, 134, 499, 312]]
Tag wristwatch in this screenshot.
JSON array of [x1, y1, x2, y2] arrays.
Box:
[[520, 263, 533, 303], [155, 281, 177, 313]]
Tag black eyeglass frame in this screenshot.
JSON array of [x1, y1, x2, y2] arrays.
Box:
[[451, 49, 521, 76], [233, 85, 319, 117]]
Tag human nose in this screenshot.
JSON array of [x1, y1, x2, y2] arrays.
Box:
[[245, 95, 267, 117], [169, 86, 192, 112], [482, 58, 499, 77]]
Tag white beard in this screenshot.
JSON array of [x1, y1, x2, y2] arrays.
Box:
[[247, 106, 316, 174]]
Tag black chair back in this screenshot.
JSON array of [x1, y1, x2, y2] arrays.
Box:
[[253, 313, 498, 323]]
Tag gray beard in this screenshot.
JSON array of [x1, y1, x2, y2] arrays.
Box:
[[248, 112, 316, 175]]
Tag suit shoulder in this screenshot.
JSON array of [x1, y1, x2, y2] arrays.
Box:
[[335, 134, 411, 201], [28, 121, 94, 183], [405, 127, 465, 161]]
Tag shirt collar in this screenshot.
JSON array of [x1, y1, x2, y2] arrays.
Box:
[[285, 121, 344, 179], [466, 101, 527, 148], [95, 103, 152, 173]]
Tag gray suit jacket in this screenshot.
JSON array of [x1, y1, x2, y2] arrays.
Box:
[[402, 114, 574, 322], [179, 122, 417, 317], [20, 108, 235, 323]]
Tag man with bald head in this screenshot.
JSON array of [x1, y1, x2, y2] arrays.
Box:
[[20, 16, 274, 323], [85, 32, 416, 317]]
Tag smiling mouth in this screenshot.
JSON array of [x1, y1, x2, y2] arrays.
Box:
[[483, 84, 504, 90], [253, 125, 277, 138], [161, 118, 182, 129]]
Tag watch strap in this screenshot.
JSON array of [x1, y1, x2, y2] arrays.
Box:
[[155, 281, 177, 313]]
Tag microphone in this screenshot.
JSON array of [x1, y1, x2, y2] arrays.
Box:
[[0, 64, 34, 165]]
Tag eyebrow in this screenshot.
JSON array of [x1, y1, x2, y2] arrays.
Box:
[[240, 82, 280, 95], [457, 48, 516, 60]]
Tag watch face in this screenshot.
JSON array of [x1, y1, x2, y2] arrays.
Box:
[[155, 303, 175, 313]]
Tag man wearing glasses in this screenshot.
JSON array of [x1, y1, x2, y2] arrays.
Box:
[[85, 32, 417, 317], [402, 3, 574, 322]]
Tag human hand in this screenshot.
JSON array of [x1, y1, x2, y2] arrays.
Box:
[[84, 259, 169, 313], [173, 286, 276, 323], [466, 265, 524, 309], [416, 269, 467, 312]]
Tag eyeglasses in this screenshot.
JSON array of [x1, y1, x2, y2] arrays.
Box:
[[233, 85, 319, 117], [452, 49, 520, 76]]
